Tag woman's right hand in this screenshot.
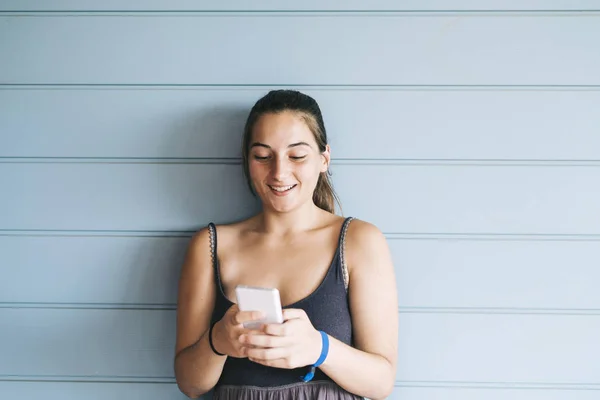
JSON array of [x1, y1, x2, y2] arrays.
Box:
[[211, 304, 264, 358]]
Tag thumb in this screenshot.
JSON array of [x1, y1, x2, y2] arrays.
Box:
[[233, 310, 265, 325], [282, 308, 307, 321]]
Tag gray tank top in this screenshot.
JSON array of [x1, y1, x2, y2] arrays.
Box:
[[208, 217, 362, 399]]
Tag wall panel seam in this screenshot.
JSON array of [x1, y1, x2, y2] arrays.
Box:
[[3, 158, 600, 166], [3, 84, 600, 90], [1, 10, 600, 16], [2, 231, 600, 240], [1, 376, 600, 389], [3, 303, 600, 315]]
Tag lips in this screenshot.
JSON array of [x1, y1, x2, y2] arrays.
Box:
[[268, 184, 297, 194]]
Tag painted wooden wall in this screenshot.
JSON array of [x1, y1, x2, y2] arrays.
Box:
[[1, 1, 599, 398]]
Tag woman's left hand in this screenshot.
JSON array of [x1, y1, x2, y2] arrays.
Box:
[[239, 309, 322, 369]]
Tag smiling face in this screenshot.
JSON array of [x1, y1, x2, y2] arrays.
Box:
[[247, 111, 330, 214]]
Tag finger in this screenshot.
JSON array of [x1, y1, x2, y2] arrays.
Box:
[[282, 308, 307, 321], [240, 332, 292, 348], [262, 321, 292, 337], [227, 304, 240, 313], [232, 310, 265, 325], [246, 346, 288, 361]]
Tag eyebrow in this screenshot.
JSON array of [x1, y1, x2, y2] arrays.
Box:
[[250, 141, 312, 149]]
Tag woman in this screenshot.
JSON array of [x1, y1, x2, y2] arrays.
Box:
[[174, 90, 398, 399]]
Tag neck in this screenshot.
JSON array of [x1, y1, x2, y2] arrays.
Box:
[[258, 202, 326, 236]]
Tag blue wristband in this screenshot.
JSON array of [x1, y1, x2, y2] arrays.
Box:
[[301, 331, 329, 382]]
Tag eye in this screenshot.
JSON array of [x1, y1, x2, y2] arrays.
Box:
[[253, 154, 270, 161], [290, 155, 307, 161]]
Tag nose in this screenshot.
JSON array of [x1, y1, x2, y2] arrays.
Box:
[[271, 156, 289, 181]]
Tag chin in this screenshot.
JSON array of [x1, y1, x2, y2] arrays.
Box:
[[256, 187, 299, 213], [267, 201, 298, 214], [262, 195, 308, 214]]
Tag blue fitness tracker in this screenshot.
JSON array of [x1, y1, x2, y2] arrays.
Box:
[[301, 330, 329, 382]]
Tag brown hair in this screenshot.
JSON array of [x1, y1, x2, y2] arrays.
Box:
[[241, 90, 341, 214]]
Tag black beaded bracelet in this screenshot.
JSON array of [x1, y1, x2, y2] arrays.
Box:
[[208, 322, 225, 356]]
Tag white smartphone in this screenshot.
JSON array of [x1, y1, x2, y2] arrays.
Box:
[[234, 285, 284, 329]]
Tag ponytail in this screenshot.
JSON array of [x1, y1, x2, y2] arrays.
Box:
[[313, 171, 341, 214]]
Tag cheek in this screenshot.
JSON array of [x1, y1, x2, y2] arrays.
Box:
[[248, 161, 267, 178], [296, 162, 322, 183]]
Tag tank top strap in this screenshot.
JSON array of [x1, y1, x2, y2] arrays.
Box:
[[337, 216, 355, 291], [207, 222, 220, 283]]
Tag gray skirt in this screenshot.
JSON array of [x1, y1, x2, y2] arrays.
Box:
[[213, 380, 364, 400]]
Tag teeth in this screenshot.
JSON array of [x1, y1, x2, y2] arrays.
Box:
[[270, 185, 294, 192]]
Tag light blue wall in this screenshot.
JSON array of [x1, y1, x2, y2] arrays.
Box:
[[1, 1, 600, 399]]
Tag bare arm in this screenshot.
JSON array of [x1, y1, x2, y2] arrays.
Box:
[[174, 228, 226, 398], [318, 220, 398, 399]]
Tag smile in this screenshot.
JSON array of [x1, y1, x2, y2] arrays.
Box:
[[268, 184, 297, 193]]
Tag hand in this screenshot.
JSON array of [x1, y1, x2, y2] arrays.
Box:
[[239, 309, 322, 369], [212, 304, 265, 358]]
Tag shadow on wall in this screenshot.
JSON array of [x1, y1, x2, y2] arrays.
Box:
[[140, 101, 260, 296], [155, 102, 262, 229], [140, 104, 258, 397], [162, 102, 252, 159], [2, 99, 260, 398]]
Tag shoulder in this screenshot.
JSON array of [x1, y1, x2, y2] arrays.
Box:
[[183, 225, 213, 267], [344, 218, 391, 273], [182, 219, 248, 277], [192, 216, 260, 254], [345, 218, 387, 248]]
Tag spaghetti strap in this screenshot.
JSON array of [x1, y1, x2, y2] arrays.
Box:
[[207, 222, 219, 279], [338, 217, 354, 291]]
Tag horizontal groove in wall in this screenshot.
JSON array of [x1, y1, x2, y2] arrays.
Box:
[[0, 229, 195, 238], [0, 302, 176, 310], [2, 157, 600, 166], [3, 303, 600, 316], [1, 10, 600, 16], [385, 233, 600, 241], [1, 375, 599, 390], [2, 230, 600, 241], [2, 84, 600, 90], [0, 375, 175, 384], [399, 307, 600, 316], [0, 157, 240, 165], [396, 381, 600, 390]]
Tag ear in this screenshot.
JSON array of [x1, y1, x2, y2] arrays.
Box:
[[320, 144, 331, 173]]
